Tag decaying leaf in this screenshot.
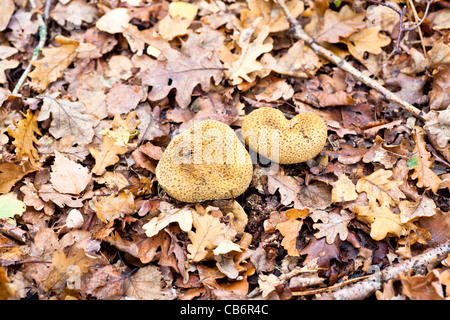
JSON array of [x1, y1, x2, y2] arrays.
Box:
[[143, 202, 193, 237], [50, 151, 91, 195], [0, 192, 26, 220], [29, 36, 79, 91], [89, 135, 129, 176]]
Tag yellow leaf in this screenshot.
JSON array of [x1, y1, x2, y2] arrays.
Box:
[[331, 173, 358, 202], [276, 219, 302, 256], [89, 135, 129, 176], [168, 1, 198, 21], [343, 27, 391, 60], [356, 169, 405, 207], [409, 126, 442, 194], [354, 204, 408, 241], [29, 36, 79, 91], [7, 109, 41, 167]]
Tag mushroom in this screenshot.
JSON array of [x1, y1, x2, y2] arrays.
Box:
[[241, 107, 327, 164], [156, 120, 253, 202]]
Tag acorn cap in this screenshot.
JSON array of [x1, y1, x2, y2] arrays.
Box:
[[156, 120, 253, 202], [241, 107, 327, 164]]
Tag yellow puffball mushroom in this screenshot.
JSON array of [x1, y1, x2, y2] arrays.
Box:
[[155, 120, 253, 202], [241, 107, 327, 164]]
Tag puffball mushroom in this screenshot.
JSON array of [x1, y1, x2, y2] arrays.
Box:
[[241, 107, 327, 164], [155, 120, 253, 202]]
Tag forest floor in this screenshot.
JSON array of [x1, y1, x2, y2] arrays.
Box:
[[0, 0, 449, 300]]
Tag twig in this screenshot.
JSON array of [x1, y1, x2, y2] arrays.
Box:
[[291, 275, 372, 296], [0, 220, 28, 243], [276, 0, 425, 121], [12, 0, 50, 95], [315, 239, 450, 299], [366, 0, 432, 55]]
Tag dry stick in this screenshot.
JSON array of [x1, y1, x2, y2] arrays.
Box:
[[12, 0, 50, 95], [275, 0, 425, 121], [316, 239, 450, 300]]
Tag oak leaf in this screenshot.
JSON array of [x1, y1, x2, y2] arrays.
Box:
[[44, 249, 97, 294], [354, 204, 408, 241], [342, 27, 391, 60], [276, 219, 302, 256], [89, 135, 129, 176], [408, 126, 442, 194], [331, 173, 358, 202], [268, 171, 302, 208], [93, 191, 136, 227], [29, 36, 79, 91], [95, 8, 130, 34], [299, 237, 340, 268], [356, 169, 405, 207], [142, 46, 223, 108], [143, 202, 193, 237], [187, 211, 236, 262], [50, 151, 91, 196], [399, 195, 437, 224], [0, 162, 37, 194], [227, 20, 273, 85], [315, 6, 365, 44], [311, 209, 353, 244], [38, 94, 96, 145], [7, 109, 41, 167]]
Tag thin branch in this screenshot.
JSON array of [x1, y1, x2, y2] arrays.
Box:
[[366, 0, 433, 54], [12, 0, 51, 95], [316, 239, 450, 300], [276, 0, 425, 120]]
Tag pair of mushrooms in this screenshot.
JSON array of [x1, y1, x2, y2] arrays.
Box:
[[156, 107, 327, 202]]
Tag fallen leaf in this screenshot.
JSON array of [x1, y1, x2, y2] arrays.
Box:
[[315, 5, 365, 43], [227, 20, 273, 85], [29, 36, 79, 91], [299, 237, 340, 268], [0, 0, 14, 31], [50, 151, 91, 195], [143, 203, 193, 237], [400, 270, 444, 300], [268, 171, 302, 208], [276, 218, 302, 256], [408, 126, 442, 194], [38, 94, 96, 145], [356, 169, 405, 207], [331, 173, 358, 202], [89, 135, 129, 176], [96, 8, 130, 34], [38, 184, 84, 208], [428, 66, 450, 111], [125, 265, 164, 300], [342, 27, 391, 60], [399, 195, 437, 224], [142, 46, 223, 108], [93, 191, 136, 227], [105, 83, 146, 116], [7, 109, 41, 167], [0, 192, 26, 220], [84, 265, 125, 300], [50, 0, 98, 29], [354, 204, 408, 241], [311, 209, 353, 244]]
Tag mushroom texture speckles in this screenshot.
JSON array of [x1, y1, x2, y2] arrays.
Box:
[[155, 120, 253, 202], [241, 107, 328, 164]]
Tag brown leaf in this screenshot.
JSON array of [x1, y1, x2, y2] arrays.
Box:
[[276, 218, 302, 256], [105, 83, 147, 117], [93, 191, 136, 227], [267, 171, 302, 208], [38, 184, 84, 208], [89, 135, 129, 176], [400, 270, 444, 300], [142, 45, 223, 108], [315, 6, 365, 43], [429, 66, 450, 111], [29, 36, 79, 91], [299, 237, 340, 268], [7, 109, 41, 167], [399, 195, 437, 224], [84, 265, 125, 300], [409, 126, 442, 194], [331, 173, 358, 203], [50, 151, 91, 195], [311, 209, 353, 244], [38, 94, 96, 145], [356, 169, 405, 208], [0, 0, 14, 31]]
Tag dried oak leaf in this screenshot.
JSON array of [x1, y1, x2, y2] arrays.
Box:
[[267, 171, 302, 208], [84, 265, 125, 300], [354, 204, 410, 241], [29, 36, 79, 91], [399, 194, 437, 224], [240, 0, 304, 33], [315, 5, 365, 44], [428, 66, 450, 111], [342, 27, 391, 60], [356, 169, 405, 207], [7, 109, 41, 167], [38, 94, 96, 145], [38, 184, 84, 208], [50, 151, 91, 196], [227, 20, 273, 85], [89, 135, 129, 176], [44, 249, 97, 294], [400, 270, 444, 300], [299, 237, 340, 268], [276, 218, 302, 256], [106, 83, 147, 116], [408, 126, 442, 194], [50, 0, 98, 29], [142, 45, 223, 109], [187, 210, 236, 262], [143, 202, 193, 237], [311, 209, 353, 244], [93, 191, 136, 227], [125, 265, 164, 300], [331, 173, 358, 203], [423, 109, 450, 163]]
